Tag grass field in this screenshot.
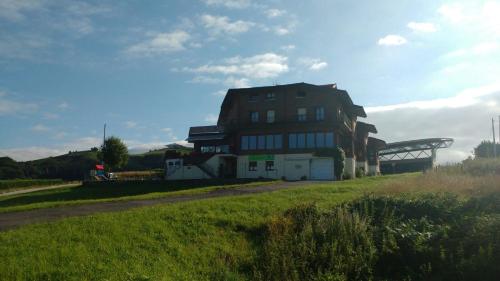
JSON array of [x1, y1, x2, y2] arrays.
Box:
[[0, 179, 66, 193], [0, 170, 498, 280], [0, 179, 280, 213]]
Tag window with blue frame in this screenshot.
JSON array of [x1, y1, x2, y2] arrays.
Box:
[[240, 134, 283, 150], [250, 111, 259, 123], [288, 132, 335, 149], [316, 107, 325, 121], [274, 134, 283, 149], [306, 133, 315, 148], [297, 133, 306, 148], [289, 133, 297, 149], [258, 135, 266, 149], [241, 136, 249, 150], [249, 136, 257, 149], [266, 135, 274, 149], [326, 132, 334, 147]]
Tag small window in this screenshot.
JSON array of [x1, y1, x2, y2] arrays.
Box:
[[249, 161, 257, 171], [250, 111, 259, 123], [296, 91, 306, 98], [316, 107, 325, 121], [265, 160, 275, 171], [249, 94, 258, 102], [266, 92, 276, 100], [267, 110, 275, 123], [297, 108, 307, 121]]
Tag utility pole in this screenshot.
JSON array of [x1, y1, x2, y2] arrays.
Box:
[[493, 118, 497, 158], [102, 123, 106, 165]]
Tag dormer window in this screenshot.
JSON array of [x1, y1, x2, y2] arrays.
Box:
[[266, 92, 276, 100], [249, 94, 258, 102], [296, 91, 306, 98]]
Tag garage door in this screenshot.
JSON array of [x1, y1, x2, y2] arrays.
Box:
[[310, 158, 334, 180]]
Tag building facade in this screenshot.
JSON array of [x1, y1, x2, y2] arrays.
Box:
[[165, 82, 385, 180]]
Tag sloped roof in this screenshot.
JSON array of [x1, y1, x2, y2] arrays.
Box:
[[357, 121, 378, 134], [367, 137, 386, 150], [188, 125, 222, 135]]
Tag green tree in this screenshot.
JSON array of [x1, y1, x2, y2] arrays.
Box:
[[474, 140, 500, 158], [99, 136, 129, 170]]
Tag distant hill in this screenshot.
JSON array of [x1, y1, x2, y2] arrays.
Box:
[[0, 144, 193, 180]]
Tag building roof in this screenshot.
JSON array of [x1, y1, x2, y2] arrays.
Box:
[[357, 121, 378, 134], [217, 82, 367, 125], [187, 125, 226, 142], [188, 125, 223, 135], [367, 137, 386, 150]]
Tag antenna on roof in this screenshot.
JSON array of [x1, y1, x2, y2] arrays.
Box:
[[273, 81, 279, 86]]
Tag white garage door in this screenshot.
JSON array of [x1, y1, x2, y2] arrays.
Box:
[[310, 158, 334, 180]]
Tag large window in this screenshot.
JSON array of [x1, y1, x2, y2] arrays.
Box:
[[267, 110, 275, 123], [316, 107, 325, 121], [288, 132, 335, 149], [241, 134, 283, 150], [297, 108, 307, 121], [250, 111, 259, 123]]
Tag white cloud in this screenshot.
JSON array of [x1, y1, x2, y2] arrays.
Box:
[[224, 76, 250, 88], [204, 113, 218, 123], [42, 112, 59, 120], [365, 82, 500, 163], [265, 9, 286, 18], [58, 101, 69, 110], [201, 0, 250, 9], [472, 42, 499, 55], [0, 91, 38, 116], [297, 57, 328, 71], [407, 21, 437, 32], [124, 121, 138, 129], [0, 0, 43, 21], [274, 26, 291, 36], [281, 44, 296, 51], [185, 53, 288, 79], [377, 35, 407, 46], [126, 30, 191, 56], [438, 3, 466, 24], [188, 76, 221, 84], [161, 127, 177, 140], [201, 14, 254, 36], [31, 124, 50, 132], [0, 137, 102, 161]]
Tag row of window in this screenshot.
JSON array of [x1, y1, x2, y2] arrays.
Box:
[[289, 132, 335, 149], [248, 91, 306, 102], [200, 145, 229, 154], [249, 160, 275, 171], [250, 107, 325, 123], [241, 132, 335, 150], [241, 135, 283, 150]]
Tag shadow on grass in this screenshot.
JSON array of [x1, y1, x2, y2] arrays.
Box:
[[0, 179, 272, 209]]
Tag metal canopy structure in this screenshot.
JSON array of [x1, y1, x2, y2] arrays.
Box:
[[379, 138, 454, 174]]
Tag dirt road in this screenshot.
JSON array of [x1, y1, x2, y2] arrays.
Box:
[[0, 181, 316, 231], [0, 183, 81, 197]]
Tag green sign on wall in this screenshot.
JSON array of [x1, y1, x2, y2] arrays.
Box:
[[248, 154, 275, 161]]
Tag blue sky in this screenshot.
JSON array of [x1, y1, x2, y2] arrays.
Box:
[[1, 0, 500, 162]]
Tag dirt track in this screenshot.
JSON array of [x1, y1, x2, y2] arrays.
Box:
[[0, 181, 315, 232], [0, 183, 81, 197]]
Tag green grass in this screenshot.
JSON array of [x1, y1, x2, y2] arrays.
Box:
[[0, 180, 283, 213], [0, 179, 65, 193], [0, 176, 404, 280]]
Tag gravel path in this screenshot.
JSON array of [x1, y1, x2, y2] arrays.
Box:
[[0, 183, 81, 197], [0, 181, 317, 232]]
